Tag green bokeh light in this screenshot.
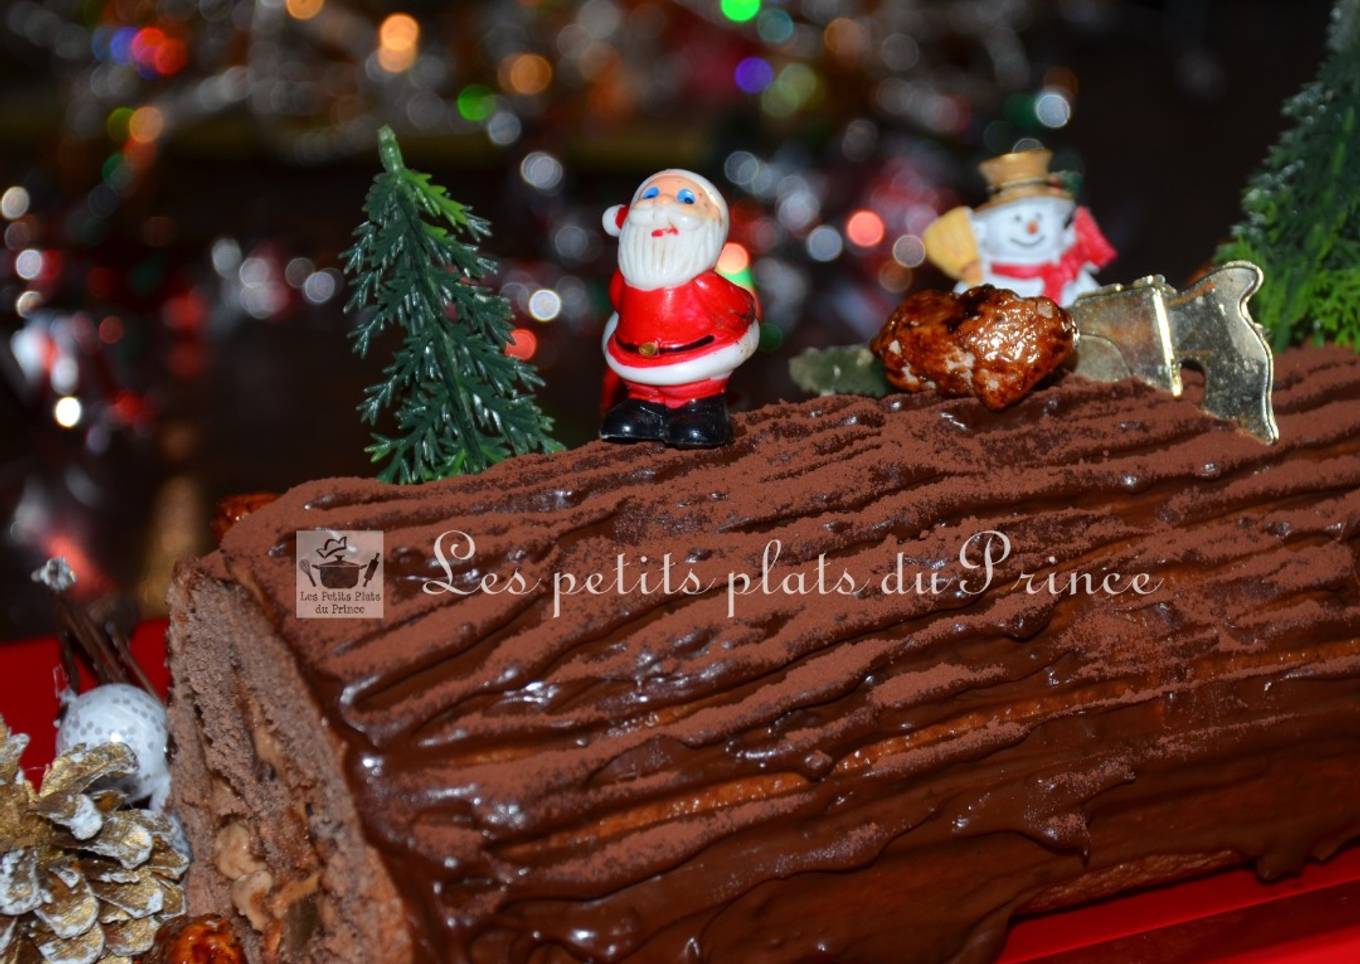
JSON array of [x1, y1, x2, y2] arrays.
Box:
[[105, 106, 133, 141], [757, 322, 784, 353], [721, 0, 761, 24], [756, 8, 794, 44], [457, 84, 496, 122]]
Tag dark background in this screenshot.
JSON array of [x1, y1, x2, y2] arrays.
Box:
[[0, 0, 1334, 638]]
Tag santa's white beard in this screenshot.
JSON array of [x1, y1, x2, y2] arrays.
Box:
[[618, 207, 725, 290]]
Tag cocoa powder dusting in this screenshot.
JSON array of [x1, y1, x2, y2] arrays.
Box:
[[187, 347, 1360, 963]]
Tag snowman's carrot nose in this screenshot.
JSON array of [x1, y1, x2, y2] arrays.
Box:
[[1026, 220, 1039, 234]]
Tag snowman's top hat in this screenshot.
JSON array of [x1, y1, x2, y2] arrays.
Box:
[[976, 148, 1071, 211]]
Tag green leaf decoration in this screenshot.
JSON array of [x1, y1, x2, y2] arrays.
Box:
[[789, 345, 891, 397], [342, 127, 561, 484], [1217, 0, 1360, 350]]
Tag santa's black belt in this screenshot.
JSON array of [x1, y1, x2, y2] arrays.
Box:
[[616, 334, 715, 357]]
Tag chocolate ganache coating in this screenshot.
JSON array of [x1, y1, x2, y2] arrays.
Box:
[[187, 348, 1360, 963]]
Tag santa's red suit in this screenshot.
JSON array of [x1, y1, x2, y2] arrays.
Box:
[[602, 267, 761, 408]]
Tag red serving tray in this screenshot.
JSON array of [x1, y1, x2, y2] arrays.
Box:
[[3, 621, 1359, 963]]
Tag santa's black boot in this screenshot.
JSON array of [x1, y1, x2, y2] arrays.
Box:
[[665, 395, 731, 448], [601, 398, 668, 442]]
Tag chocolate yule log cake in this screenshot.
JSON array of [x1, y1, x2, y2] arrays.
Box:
[[166, 346, 1360, 963]]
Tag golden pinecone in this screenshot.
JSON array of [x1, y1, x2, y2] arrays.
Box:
[[0, 716, 188, 964]]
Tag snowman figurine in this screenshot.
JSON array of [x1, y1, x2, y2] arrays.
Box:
[[923, 149, 1115, 306]]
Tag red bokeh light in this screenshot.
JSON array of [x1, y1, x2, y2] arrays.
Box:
[[846, 209, 886, 248], [505, 327, 537, 360]]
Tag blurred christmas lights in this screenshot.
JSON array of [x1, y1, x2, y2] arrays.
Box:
[[53, 395, 83, 428], [528, 289, 563, 322], [378, 14, 420, 73], [806, 225, 843, 262], [506, 327, 538, 360], [520, 152, 564, 191], [286, 0, 326, 22], [720, 0, 761, 25], [502, 53, 554, 96], [892, 235, 927, 268], [0, 0, 1110, 485], [846, 211, 886, 249], [1, 187, 31, 219], [734, 57, 774, 94], [457, 84, 497, 122]]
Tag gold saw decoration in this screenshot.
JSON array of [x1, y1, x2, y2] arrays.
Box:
[[0, 716, 188, 964]]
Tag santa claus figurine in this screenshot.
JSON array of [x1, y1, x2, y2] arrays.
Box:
[[599, 169, 760, 448], [922, 148, 1116, 306]]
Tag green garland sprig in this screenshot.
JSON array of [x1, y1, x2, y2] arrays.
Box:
[[1217, 0, 1360, 350]]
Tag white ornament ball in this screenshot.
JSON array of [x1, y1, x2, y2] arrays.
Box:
[[56, 683, 171, 811]]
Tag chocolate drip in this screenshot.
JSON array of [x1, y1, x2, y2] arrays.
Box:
[[206, 349, 1360, 963]]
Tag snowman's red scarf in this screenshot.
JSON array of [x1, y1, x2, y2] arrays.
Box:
[[989, 206, 1115, 301]]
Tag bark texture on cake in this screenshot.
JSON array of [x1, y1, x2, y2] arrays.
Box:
[[167, 348, 1360, 964]]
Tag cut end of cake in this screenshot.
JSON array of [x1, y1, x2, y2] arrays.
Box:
[[167, 568, 413, 963]]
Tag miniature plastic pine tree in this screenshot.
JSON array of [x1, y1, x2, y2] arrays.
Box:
[[1217, 0, 1360, 350], [344, 127, 560, 483]]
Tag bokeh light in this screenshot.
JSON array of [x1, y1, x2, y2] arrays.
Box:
[[506, 327, 538, 360], [502, 53, 553, 96], [806, 225, 843, 262], [487, 111, 522, 146], [106, 106, 133, 141], [125, 27, 186, 76], [15, 290, 42, 317], [52, 356, 78, 393], [520, 151, 563, 191], [721, 0, 761, 24], [1, 186, 30, 220], [15, 249, 43, 280], [286, 0, 326, 21], [1035, 88, 1073, 128], [880, 33, 920, 71], [734, 57, 774, 94], [303, 269, 340, 305], [285, 257, 314, 288], [130, 28, 163, 68], [762, 62, 819, 117], [824, 18, 868, 62], [892, 235, 927, 268], [108, 27, 135, 64], [756, 8, 795, 44], [846, 210, 885, 248], [54, 396, 83, 428], [528, 289, 562, 322], [128, 106, 164, 144], [154, 37, 187, 75], [878, 262, 913, 293], [379, 13, 418, 49], [457, 84, 496, 122], [378, 13, 420, 72]]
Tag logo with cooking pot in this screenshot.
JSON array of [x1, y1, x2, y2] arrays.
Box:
[[296, 530, 383, 618]]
